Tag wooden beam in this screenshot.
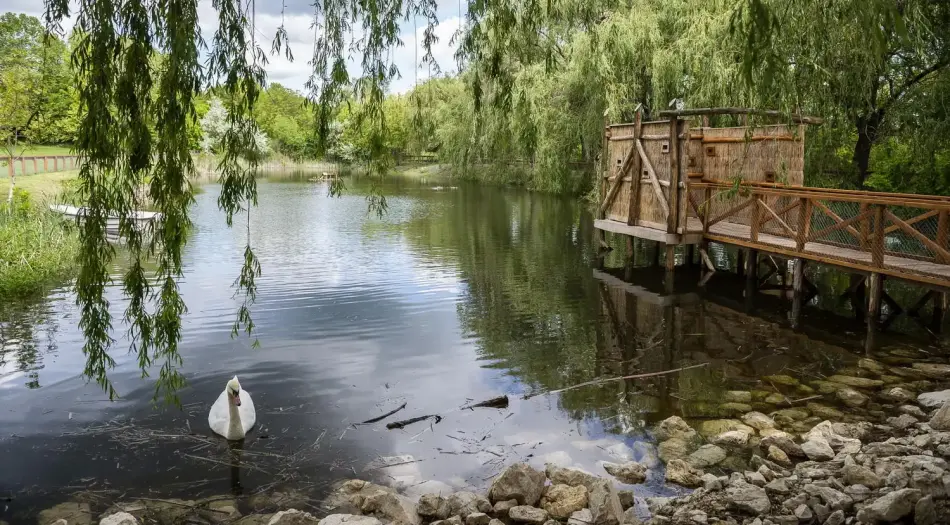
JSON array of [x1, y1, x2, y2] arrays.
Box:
[[812, 200, 863, 241], [706, 197, 755, 228], [668, 118, 681, 234], [759, 199, 801, 229], [758, 199, 797, 237], [885, 210, 950, 262], [598, 139, 638, 217], [808, 208, 873, 244], [872, 205, 886, 267], [883, 209, 938, 236], [701, 135, 801, 144], [700, 248, 716, 272], [693, 179, 950, 207], [626, 112, 643, 226], [701, 233, 950, 291], [657, 107, 823, 125], [594, 219, 703, 245], [636, 139, 670, 218]]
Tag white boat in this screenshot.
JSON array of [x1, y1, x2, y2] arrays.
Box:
[[49, 204, 162, 240]]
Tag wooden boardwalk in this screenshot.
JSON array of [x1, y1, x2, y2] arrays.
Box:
[[595, 108, 950, 346]]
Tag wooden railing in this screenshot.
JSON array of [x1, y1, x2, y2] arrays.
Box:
[[688, 180, 950, 287], [4, 155, 81, 176]]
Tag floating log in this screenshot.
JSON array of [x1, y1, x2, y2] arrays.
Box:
[[461, 395, 509, 410], [386, 414, 442, 430], [360, 402, 407, 424]]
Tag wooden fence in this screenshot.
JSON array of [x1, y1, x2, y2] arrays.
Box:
[[4, 155, 81, 176]]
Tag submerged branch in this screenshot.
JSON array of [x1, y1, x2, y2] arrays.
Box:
[[522, 363, 710, 400]]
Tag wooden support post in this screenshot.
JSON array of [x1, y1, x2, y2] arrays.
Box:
[[938, 211, 949, 263], [627, 112, 643, 226], [686, 244, 696, 267], [32, 157, 38, 174], [859, 203, 870, 251], [791, 258, 805, 329], [934, 293, 948, 334], [737, 249, 746, 277], [866, 273, 883, 353], [20, 158, 25, 174], [667, 117, 681, 235], [652, 241, 661, 268], [872, 205, 885, 267], [665, 244, 676, 272], [626, 236, 636, 267], [744, 249, 759, 312], [795, 198, 810, 251], [43, 156, 48, 172], [750, 195, 762, 242]]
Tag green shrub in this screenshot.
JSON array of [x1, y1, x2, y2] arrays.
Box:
[[0, 189, 78, 297]]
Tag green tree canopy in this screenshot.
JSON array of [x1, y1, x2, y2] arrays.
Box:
[[34, 0, 950, 399]]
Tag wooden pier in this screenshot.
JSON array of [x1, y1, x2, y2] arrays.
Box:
[[595, 108, 950, 350]]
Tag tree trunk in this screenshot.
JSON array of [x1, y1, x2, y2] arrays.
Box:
[[853, 109, 884, 188], [7, 171, 14, 206]]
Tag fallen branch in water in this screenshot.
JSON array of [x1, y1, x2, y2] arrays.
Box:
[[386, 395, 511, 430], [461, 396, 509, 410], [360, 403, 408, 424], [386, 415, 442, 430], [522, 363, 710, 400], [789, 394, 824, 404]]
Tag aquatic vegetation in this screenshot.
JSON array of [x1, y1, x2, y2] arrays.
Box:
[[0, 189, 78, 297]]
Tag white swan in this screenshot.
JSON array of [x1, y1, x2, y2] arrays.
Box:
[[208, 376, 257, 440]]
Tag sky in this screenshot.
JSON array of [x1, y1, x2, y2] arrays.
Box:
[[9, 0, 463, 95]]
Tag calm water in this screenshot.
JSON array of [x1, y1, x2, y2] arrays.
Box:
[[0, 173, 947, 521]]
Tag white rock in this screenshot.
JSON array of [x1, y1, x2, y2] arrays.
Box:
[[741, 412, 775, 431], [919, 390, 950, 409], [100, 513, 138, 525], [567, 509, 593, 525], [319, 516, 382, 525], [801, 438, 835, 462], [270, 510, 320, 525], [711, 430, 750, 447]]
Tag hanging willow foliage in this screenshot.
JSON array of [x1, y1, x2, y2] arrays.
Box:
[[44, 0, 439, 399], [45, 0, 935, 398]]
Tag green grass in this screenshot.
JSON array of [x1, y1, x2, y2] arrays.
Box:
[[0, 191, 78, 297], [0, 169, 79, 202], [4, 144, 74, 156]]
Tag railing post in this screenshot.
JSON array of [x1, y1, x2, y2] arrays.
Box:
[[872, 204, 885, 268], [795, 197, 810, 252], [32, 157, 38, 174], [859, 203, 870, 251], [43, 156, 48, 172], [702, 187, 712, 234], [938, 210, 949, 263], [20, 157, 26, 174], [750, 193, 762, 242]]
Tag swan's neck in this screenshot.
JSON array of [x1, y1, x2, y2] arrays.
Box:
[[227, 396, 244, 439]]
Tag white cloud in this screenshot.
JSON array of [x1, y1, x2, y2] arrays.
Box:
[[11, 1, 461, 95]]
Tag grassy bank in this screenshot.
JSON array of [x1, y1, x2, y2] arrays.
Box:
[[5, 145, 74, 156], [1, 169, 79, 201], [0, 191, 78, 297]]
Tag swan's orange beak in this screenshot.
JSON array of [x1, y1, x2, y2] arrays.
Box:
[[231, 390, 242, 406]]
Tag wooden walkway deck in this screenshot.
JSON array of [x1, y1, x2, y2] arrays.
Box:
[[595, 108, 950, 346]]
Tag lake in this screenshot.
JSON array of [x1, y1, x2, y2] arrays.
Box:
[[1, 172, 946, 522]]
